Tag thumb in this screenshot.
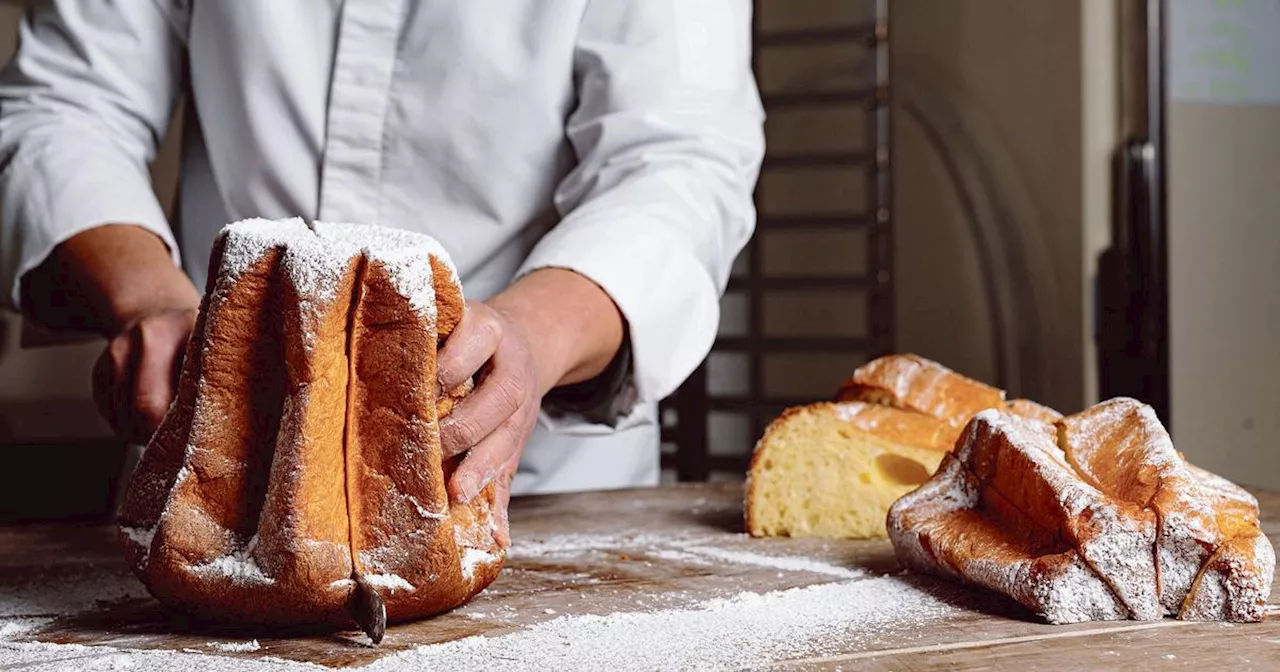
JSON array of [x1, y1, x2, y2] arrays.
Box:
[[132, 316, 189, 438]]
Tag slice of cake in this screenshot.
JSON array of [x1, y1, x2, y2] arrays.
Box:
[[747, 354, 1035, 539], [746, 402, 953, 539]]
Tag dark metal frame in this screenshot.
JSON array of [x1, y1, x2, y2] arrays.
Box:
[[661, 0, 894, 481], [1099, 0, 1171, 429]]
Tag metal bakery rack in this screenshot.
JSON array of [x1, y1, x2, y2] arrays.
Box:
[[660, 0, 893, 483]]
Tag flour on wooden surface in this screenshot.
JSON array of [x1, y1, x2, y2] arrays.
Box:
[[208, 640, 262, 653], [0, 564, 149, 619], [0, 576, 956, 671], [367, 576, 956, 671], [0, 619, 49, 640], [512, 531, 864, 579]]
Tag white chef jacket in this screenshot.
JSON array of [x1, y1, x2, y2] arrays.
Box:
[[0, 1, 764, 494]]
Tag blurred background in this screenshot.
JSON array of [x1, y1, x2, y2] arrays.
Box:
[[1, 0, 1277, 520]]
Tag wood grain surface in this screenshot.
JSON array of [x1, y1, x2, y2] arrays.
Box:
[[2, 483, 1279, 669]]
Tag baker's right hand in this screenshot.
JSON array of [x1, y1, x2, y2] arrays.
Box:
[[92, 307, 198, 444]]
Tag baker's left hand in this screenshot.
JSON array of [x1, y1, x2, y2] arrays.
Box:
[[437, 300, 542, 549], [436, 268, 626, 550]]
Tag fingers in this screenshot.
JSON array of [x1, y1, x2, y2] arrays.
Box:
[[447, 408, 528, 503], [490, 452, 519, 549], [439, 364, 527, 458], [436, 301, 503, 393], [93, 309, 196, 444]]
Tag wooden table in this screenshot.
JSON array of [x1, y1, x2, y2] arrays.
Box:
[[2, 484, 1280, 670]]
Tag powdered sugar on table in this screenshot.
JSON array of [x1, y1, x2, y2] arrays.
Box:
[[0, 576, 955, 671]]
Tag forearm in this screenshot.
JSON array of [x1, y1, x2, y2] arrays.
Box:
[[21, 224, 199, 335], [487, 267, 624, 395]]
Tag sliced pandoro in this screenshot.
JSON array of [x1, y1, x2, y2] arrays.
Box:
[[748, 354, 1058, 540], [1057, 398, 1221, 615], [1179, 464, 1274, 621], [888, 409, 1159, 622], [746, 402, 954, 539], [888, 455, 1129, 623]]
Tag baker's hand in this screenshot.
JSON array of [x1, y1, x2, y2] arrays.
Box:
[[436, 269, 626, 550], [437, 301, 541, 549], [91, 307, 197, 445]]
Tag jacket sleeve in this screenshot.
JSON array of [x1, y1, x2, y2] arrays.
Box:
[[0, 0, 185, 310], [516, 0, 765, 411]]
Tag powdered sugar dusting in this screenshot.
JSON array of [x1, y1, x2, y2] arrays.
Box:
[[188, 536, 274, 586], [312, 221, 459, 321], [1181, 529, 1276, 621], [364, 576, 956, 671], [279, 231, 361, 351], [407, 496, 447, 520], [279, 229, 354, 310], [460, 548, 501, 581], [216, 218, 312, 281], [834, 401, 870, 422], [0, 576, 957, 671], [0, 641, 295, 671], [206, 640, 261, 653], [679, 546, 864, 579], [120, 525, 156, 553], [363, 573, 415, 592], [0, 562, 150, 620], [0, 620, 49, 640], [312, 221, 459, 283]]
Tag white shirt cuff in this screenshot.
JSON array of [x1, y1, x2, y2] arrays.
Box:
[[2, 146, 179, 310]]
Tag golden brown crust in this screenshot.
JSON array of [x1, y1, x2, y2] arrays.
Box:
[[835, 354, 1005, 429], [1005, 398, 1063, 423], [346, 258, 494, 620]]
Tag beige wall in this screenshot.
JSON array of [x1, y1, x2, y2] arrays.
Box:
[[891, 0, 1115, 413], [1168, 103, 1280, 488]]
